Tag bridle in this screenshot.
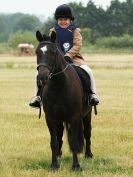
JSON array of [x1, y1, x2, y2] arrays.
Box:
[[36, 41, 69, 80], [36, 41, 70, 119]]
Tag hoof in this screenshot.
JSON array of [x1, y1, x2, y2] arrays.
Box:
[[72, 164, 82, 171], [51, 163, 60, 171], [85, 152, 93, 159]]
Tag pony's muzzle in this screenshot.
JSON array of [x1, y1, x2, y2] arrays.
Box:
[[37, 65, 50, 85], [37, 74, 49, 86]]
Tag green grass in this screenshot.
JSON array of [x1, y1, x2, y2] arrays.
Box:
[[0, 54, 133, 177], [82, 45, 133, 54]]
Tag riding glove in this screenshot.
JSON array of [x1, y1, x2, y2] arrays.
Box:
[[64, 56, 73, 64]]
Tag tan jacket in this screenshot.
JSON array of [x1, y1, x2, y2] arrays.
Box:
[[49, 27, 85, 66]]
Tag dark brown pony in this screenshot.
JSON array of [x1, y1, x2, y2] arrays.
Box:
[[35, 31, 93, 171]]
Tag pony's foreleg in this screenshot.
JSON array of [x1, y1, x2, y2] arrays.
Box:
[[72, 150, 81, 171], [83, 113, 93, 158], [67, 122, 83, 171], [46, 120, 60, 170]]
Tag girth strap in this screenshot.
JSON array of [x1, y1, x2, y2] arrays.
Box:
[[39, 106, 41, 119]]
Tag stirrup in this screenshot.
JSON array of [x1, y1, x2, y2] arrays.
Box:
[[94, 105, 97, 115], [89, 94, 99, 106], [29, 96, 42, 109]]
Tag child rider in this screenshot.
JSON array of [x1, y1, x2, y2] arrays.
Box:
[[29, 4, 99, 108]]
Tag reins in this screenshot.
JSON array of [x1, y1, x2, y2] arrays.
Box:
[[37, 44, 69, 80], [48, 64, 69, 79]]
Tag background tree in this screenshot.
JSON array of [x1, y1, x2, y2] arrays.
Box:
[[124, 0, 133, 34], [0, 15, 9, 42], [41, 17, 55, 34], [13, 15, 42, 32], [69, 2, 86, 28]]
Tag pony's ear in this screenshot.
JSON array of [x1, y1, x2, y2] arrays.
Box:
[[36, 31, 43, 42], [50, 31, 56, 43]]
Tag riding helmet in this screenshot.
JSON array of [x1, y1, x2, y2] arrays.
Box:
[[54, 4, 74, 20]]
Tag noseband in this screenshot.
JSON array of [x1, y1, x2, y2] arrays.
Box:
[[37, 42, 69, 79]]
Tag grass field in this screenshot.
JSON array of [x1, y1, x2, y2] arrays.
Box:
[[0, 54, 133, 177]]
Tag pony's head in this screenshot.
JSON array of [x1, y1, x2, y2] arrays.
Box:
[[36, 30, 61, 86], [36, 30, 57, 65]]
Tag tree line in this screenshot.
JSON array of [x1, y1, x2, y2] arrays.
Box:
[[0, 0, 133, 47], [0, 13, 42, 43], [71, 0, 133, 36]]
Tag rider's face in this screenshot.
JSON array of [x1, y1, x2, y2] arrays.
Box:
[[57, 18, 71, 28]]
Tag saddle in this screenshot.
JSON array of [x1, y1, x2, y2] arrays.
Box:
[[72, 65, 90, 105], [72, 65, 91, 94], [72, 65, 97, 115]]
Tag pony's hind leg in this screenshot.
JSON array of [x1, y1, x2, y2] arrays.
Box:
[[57, 123, 64, 157], [83, 112, 93, 158]]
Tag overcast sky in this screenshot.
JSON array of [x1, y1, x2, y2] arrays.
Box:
[[0, 0, 125, 20]]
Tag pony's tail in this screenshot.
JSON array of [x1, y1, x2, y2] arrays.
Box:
[[66, 119, 84, 154]]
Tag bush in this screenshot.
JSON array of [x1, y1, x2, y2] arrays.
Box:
[[0, 43, 13, 54], [96, 34, 133, 48], [81, 28, 92, 45], [8, 31, 37, 49]]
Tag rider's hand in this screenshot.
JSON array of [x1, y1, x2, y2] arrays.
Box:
[[64, 56, 73, 64]]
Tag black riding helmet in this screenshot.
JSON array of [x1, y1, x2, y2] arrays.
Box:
[[54, 4, 74, 20]]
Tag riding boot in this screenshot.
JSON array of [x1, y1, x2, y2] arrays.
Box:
[[89, 93, 99, 106], [79, 64, 99, 106], [29, 85, 42, 109]]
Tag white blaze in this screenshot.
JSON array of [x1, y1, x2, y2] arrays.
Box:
[[40, 46, 47, 54]]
